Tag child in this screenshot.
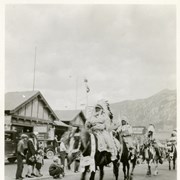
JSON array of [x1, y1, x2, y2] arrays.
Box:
[[35, 146, 44, 177], [49, 157, 64, 179]]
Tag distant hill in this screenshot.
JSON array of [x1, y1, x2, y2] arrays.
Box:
[[110, 89, 176, 132]]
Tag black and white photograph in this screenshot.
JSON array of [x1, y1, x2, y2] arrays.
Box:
[[3, 3, 177, 180]]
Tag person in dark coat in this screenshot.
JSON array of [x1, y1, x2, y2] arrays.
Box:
[[54, 135, 59, 154], [15, 134, 28, 180], [26, 132, 38, 178]]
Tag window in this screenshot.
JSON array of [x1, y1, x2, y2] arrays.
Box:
[[5, 133, 13, 141]]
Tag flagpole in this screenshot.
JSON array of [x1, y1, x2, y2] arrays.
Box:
[[84, 78, 90, 117], [33, 47, 37, 91], [86, 89, 88, 116], [75, 76, 78, 109]]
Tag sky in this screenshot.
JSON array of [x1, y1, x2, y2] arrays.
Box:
[[5, 4, 176, 110]]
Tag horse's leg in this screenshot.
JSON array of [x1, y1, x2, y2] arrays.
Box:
[[127, 161, 130, 180], [173, 158, 176, 170], [146, 161, 151, 176], [122, 163, 127, 180], [113, 160, 119, 180], [169, 158, 171, 170], [99, 165, 104, 180], [81, 166, 89, 180], [148, 165, 151, 176], [89, 171, 96, 180], [154, 161, 158, 176], [130, 158, 136, 176], [67, 155, 72, 170]]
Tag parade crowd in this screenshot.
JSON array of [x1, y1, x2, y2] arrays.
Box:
[[15, 100, 177, 180]]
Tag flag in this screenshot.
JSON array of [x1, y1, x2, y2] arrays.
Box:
[[86, 86, 90, 93], [84, 78, 88, 83], [84, 78, 90, 93]]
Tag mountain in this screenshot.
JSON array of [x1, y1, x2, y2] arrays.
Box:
[[110, 89, 176, 131]]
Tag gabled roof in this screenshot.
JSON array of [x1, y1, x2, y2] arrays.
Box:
[[5, 91, 59, 120], [54, 110, 86, 122]]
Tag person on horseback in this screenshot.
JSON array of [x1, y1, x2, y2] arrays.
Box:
[[85, 99, 118, 161], [117, 118, 135, 160], [166, 129, 177, 170], [143, 124, 163, 164], [169, 130, 177, 146], [166, 129, 177, 157]]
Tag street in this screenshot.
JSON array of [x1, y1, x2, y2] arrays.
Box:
[[5, 158, 177, 180]]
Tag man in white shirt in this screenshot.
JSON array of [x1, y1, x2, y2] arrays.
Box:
[[58, 137, 67, 170]]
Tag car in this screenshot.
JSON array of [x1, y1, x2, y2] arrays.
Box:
[[5, 130, 28, 163], [38, 139, 58, 159], [5, 130, 18, 163], [5, 130, 57, 162]]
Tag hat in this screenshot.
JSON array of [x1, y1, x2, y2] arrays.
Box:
[[38, 149, 44, 155], [121, 119, 126, 123], [33, 132, 38, 136], [95, 99, 107, 110], [95, 104, 103, 109], [172, 130, 177, 136], [20, 134, 28, 139], [148, 124, 155, 132], [53, 156, 59, 162], [121, 119, 127, 125]]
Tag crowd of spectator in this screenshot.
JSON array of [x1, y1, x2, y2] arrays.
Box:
[[15, 128, 81, 180]]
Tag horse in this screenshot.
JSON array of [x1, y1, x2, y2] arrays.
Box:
[[141, 143, 160, 176], [68, 128, 121, 180], [60, 128, 81, 171], [166, 143, 177, 170], [116, 132, 138, 180]]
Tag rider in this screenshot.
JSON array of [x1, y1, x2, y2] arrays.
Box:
[[169, 130, 177, 146], [143, 124, 163, 164], [117, 118, 135, 160], [85, 99, 117, 161], [166, 129, 177, 154]]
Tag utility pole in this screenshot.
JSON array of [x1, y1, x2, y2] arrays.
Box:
[[75, 76, 78, 109], [33, 47, 37, 91], [86, 88, 88, 116]]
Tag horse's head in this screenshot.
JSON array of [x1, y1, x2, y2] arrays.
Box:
[[67, 128, 92, 158]]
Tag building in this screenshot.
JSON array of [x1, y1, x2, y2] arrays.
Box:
[[5, 91, 69, 140], [132, 126, 147, 145], [54, 110, 86, 128]]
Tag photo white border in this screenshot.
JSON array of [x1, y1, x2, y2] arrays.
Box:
[[1, 0, 179, 179]]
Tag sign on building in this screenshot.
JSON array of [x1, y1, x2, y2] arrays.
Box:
[[132, 126, 146, 135], [34, 126, 48, 133]]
